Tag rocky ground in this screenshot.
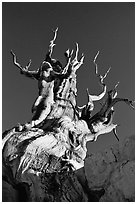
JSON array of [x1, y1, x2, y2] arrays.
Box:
[[3, 134, 135, 202]]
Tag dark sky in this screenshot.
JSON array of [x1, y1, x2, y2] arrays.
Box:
[[2, 2, 135, 153]]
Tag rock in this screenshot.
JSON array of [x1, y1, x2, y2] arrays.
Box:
[[3, 123, 135, 202], [3, 132, 135, 201], [84, 135, 135, 201], [120, 134, 135, 161], [100, 161, 135, 201], [85, 152, 113, 190]]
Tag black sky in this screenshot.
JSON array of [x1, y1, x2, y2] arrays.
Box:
[[2, 2, 135, 153]]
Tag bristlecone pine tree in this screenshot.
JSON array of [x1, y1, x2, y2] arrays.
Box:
[[2, 28, 134, 201]]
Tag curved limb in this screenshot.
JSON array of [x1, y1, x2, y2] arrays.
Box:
[[11, 50, 24, 70], [11, 50, 39, 79], [93, 51, 111, 85], [84, 52, 110, 116], [44, 28, 63, 71], [99, 82, 120, 113], [105, 98, 134, 116], [87, 85, 106, 102], [79, 57, 110, 120], [93, 50, 111, 90], [89, 90, 134, 125], [91, 109, 117, 141], [102, 82, 134, 116], [94, 123, 117, 141], [87, 83, 134, 142]]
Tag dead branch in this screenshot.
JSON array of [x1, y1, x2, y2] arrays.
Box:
[[93, 50, 100, 75], [88, 88, 134, 127], [93, 51, 111, 87], [62, 49, 74, 74], [48, 27, 58, 58], [71, 43, 85, 71], [112, 81, 120, 98], [11, 50, 32, 71], [84, 51, 111, 107]]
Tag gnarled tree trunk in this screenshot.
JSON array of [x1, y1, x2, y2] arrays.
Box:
[[2, 29, 134, 201]]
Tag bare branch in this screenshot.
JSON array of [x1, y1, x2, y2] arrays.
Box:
[[48, 27, 58, 57], [87, 85, 107, 102], [11, 50, 32, 71], [62, 49, 73, 74], [88, 86, 134, 136], [101, 67, 111, 84], [85, 51, 111, 110], [114, 81, 120, 89], [104, 83, 134, 114], [93, 51, 100, 75], [26, 59, 32, 70], [105, 98, 134, 117], [113, 82, 120, 98], [89, 109, 118, 141], [71, 43, 79, 65], [70, 43, 85, 71], [75, 54, 85, 71], [75, 42, 79, 62], [93, 123, 118, 141], [97, 66, 111, 88], [79, 53, 85, 64], [71, 49, 74, 56], [64, 49, 74, 59], [11, 50, 23, 70], [93, 51, 110, 88]]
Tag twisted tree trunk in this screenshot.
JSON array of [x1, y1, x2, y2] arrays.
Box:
[[3, 29, 134, 201]]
